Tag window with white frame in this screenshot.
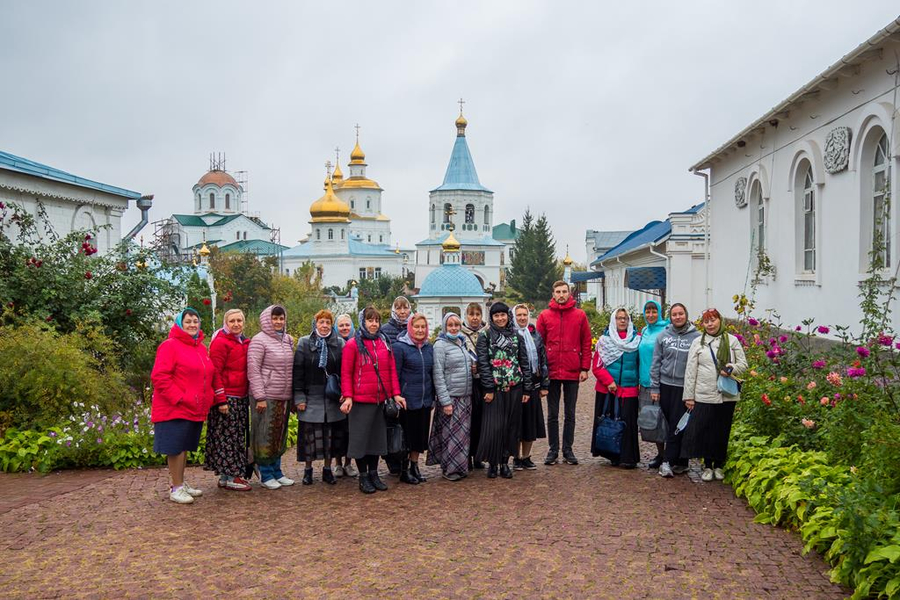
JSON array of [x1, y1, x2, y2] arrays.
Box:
[[483, 205, 490, 225], [225, 193, 231, 210], [873, 133, 890, 269], [749, 180, 765, 258], [209, 192, 215, 210], [328, 228, 334, 240], [802, 166, 816, 272], [431, 204, 436, 224]]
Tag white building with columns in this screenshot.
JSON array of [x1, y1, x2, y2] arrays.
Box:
[[691, 17, 900, 333]]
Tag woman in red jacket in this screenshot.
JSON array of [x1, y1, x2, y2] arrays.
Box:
[[151, 308, 219, 505], [204, 309, 252, 492], [340, 306, 406, 494]]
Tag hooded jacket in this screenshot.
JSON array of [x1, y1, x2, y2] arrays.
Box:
[[649, 321, 701, 392], [151, 325, 218, 423], [292, 330, 345, 423], [638, 300, 669, 388], [432, 321, 473, 407], [208, 329, 250, 403], [535, 297, 592, 380], [247, 306, 295, 402], [682, 333, 748, 404], [393, 320, 435, 410]]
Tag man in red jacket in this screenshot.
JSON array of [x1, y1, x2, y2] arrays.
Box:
[[536, 281, 592, 465]]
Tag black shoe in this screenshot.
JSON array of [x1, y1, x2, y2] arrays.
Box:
[[467, 457, 474, 472], [500, 463, 513, 479], [399, 469, 419, 485], [370, 470, 388, 491], [386, 456, 401, 476], [648, 455, 664, 469], [522, 457, 538, 470], [302, 467, 313, 485], [410, 462, 426, 483], [610, 459, 620, 467], [563, 453, 579, 465], [322, 467, 336, 485], [620, 463, 637, 469], [487, 464, 498, 479], [358, 472, 376, 494], [512, 458, 524, 471], [472, 460, 485, 470], [544, 452, 558, 465]]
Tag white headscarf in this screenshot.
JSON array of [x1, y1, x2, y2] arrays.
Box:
[[513, 304, 538, 372], [596, 307, 640, 367]]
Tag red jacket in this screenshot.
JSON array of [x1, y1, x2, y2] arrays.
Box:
[[536, 298, 592, 380], [341, 336, 401, 404], [209, 330, 250, 404], [150, 325, 220, 423]]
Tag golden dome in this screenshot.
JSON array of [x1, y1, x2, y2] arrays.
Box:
[[310, 177, 351, 223], [331, 163, 344, 187], [338, 176, 382, 191], [349, 141, 366, 165], [455, 112, 468, 136], [199, 241, 211, 257], [563, 250, 574, 266], [442, 231, 461, 252]]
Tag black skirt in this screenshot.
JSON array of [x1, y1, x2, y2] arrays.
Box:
[[153, 418, 203, 456], [519, 386, 546, 442], [591, 392, 640, 465], [475, 385, 523, 465], [401, 406, 433, 453], [347, 402, 387, 459], [469, 380, 484, 458], [680, 401, 736, 464]]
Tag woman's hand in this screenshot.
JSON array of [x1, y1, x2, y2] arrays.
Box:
[[218, 404, 229, 415], [484, 392, 494, 403], [608, 382, 618, 394], [684, 399, 695, 410], [540, 389, 548, 398], [395, 396, 407, 410], [443, 405, 453, 416], [255, 400, 267, 413], [340, 397, 353, 414], [522, 394, 530, 403], [650, 393, 659, 402]]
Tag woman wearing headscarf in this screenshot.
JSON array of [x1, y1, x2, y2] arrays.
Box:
[[393, 313, 435, 484], [340, 306, 406, 494], [512, 304, 548, 470], [293, 310, 346, 486], [650, 303, 700, 478], [205, 308, 252, 491], [461, 302, 486, 470], [681, 308, 747, 482], [247, 305, 295, 489], [381, 296, 411, 345], [332, 313, 358, 478], [637, 300, 669, 469], [151, 308, 218, 504], [475, 302, 533, 479], [591, 308, 641, 468], [427, 312, 473, 481]]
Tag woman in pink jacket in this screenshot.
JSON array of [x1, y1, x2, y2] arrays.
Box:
[[340, 306, 406, 494], [248, 305, 295, 489], [151, 308, 218, 505]]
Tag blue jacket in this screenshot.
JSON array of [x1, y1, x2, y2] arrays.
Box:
[[604, 332, 640, 389], [638, 300, 668, 388], [393, 334, 435, 410], [381, 318, 405, 345]]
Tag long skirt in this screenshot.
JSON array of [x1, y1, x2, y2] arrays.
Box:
[[519, 383, 546, 442], [347, 402, 387, 459], [658, 383, 688, 467], [681, 401, 736, 468], [297, 419, 348, 462], [469, 380, 484, 459], [475, 385, 523, 466], [427, 395, 472, 477], [591, 392, 640, 465], [250, 396, 290, 467], [204, 395, 250, 477], [401, 406, 433, 453]]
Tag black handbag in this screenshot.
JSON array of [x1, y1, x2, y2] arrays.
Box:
[[593, 393, 625, 459], [386, 422, 406, 454], [324, 372, 342, 402], [372, 354, 400, 419]]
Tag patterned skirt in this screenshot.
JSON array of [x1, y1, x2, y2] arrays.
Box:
[[250, 396, 290, 466], [427, 395, 472, 477], [297, 419, 348, 462], [204, 396, 250, 478]]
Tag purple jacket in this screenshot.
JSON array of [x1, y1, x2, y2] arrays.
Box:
[[247, 305, 295, 401]]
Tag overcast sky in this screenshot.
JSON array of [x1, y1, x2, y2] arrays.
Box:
[[2, 2, 898, 263]]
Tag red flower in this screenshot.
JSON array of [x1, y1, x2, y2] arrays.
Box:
[[761, 393, 771, 406], [85, 271, 93, 279], [45, 316, 53, 322], [125, 309, 133, 316], [202, 298, 212, 306]]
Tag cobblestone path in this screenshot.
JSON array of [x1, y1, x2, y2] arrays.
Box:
[[0, 379, 847, 599]]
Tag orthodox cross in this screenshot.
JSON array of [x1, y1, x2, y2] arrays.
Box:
[[445, 204, 457, 231], [354, 123, 361, 142], [325, 160, 332, 178], [334, 146, 340, 165], [457, 97, 465, 114]]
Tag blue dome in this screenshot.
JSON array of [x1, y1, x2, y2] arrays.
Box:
[[416, 264, 486, 297]]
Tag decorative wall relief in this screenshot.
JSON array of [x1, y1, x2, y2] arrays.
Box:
[[734, 177, 748, 208], [824, 126, 851, 174]]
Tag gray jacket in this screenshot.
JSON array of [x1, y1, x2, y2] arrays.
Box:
[[649, 323, 701, 393], [432, 336, 473, 407]]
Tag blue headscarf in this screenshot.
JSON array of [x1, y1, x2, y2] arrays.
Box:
[[638, 300, 669, 387], [175, 308, 201, 339]]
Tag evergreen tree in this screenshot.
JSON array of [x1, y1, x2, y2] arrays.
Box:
[[507, 209, 562, 306]]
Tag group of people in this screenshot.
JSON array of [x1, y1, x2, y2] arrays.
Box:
[[149, 280, 747, 504]]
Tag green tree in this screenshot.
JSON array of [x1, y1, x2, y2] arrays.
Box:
[[208, 248, 277, 313], [358, 274, 407, 311], [507, 209, 562, 306]]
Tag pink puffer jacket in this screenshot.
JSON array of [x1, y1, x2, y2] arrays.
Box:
[[247, 305, 295, 401]]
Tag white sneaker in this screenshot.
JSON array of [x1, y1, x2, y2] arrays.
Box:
[[658, 462, 674, 478], [276, 476, 295, 486], [714, 468, 725, 481], [182, 482, 203, 497], [261, 478, 282, 490], [701, 468, 714, 482], [344, 463, 359, 478], [169, 486, 194, 504], [333, 465, 344, 477]]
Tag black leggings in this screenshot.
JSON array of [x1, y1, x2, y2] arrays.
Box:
[[355, 455, 380, 473]]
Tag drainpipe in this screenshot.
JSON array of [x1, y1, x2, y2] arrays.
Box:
[[124, 195, 154, 241], [692, 169, 711, 307], [649, 241, 669, 308]]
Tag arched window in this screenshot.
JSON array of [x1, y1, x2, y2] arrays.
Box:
[[243, 231, 247, 240], [749, 180, 765, 259], [379, 235, 383, 243], [431, 204, 436, 224], [209, 192, 215, 210], [368, 234, 372, 242], [443, 203, 452, 224], [225, 193, 231, 210], [873, 133, 890, 268], [316, 229, 321, 240], [351, 199, 355, 209], [328, 228, 334, 240], [465, 204, 475, 224], [801, 165, 816, 272], [195, 194, 201, 211], [483, 205, 490, 225]]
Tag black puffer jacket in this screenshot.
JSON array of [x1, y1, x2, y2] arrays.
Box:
[[292, 333, 345, 423], [475, 326, 534, 392]]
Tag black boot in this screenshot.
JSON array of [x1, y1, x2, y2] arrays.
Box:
[[358, 471, 376, 494], [322, 467, 336, 485], [500, 462, 513, 479], [487, 464, 498, 479], [370, 469, 388, 491], [399, 460, 419, 485], [473, 459, 485, 470], [302, 467, 313, 485], [410, 461, 426, 483]]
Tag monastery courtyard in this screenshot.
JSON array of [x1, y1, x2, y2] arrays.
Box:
[[0, 377, 846, 599]]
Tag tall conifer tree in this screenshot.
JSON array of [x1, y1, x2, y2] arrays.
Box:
[[507, 209, 561, 306]]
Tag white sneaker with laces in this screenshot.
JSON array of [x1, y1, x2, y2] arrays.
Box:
[[714, 468, 725, 481], [182, 482, 203, 497], [333, 465, 344, 477], [169, 486, 194, 504], [276, 476, 295, 486], [261, 478, 282, 490], [658, 462, 674, 478], [344, 463, 359, 478], [701, 468, 714, 482]]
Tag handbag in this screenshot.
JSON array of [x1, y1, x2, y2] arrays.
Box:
[[709, 343, 741, 398], [386, 422, 406, 454], [372, 353, 401, 419], [324, 371, 342, 402], [638, 403, 668, 443], [593, 393, 625, 459]]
